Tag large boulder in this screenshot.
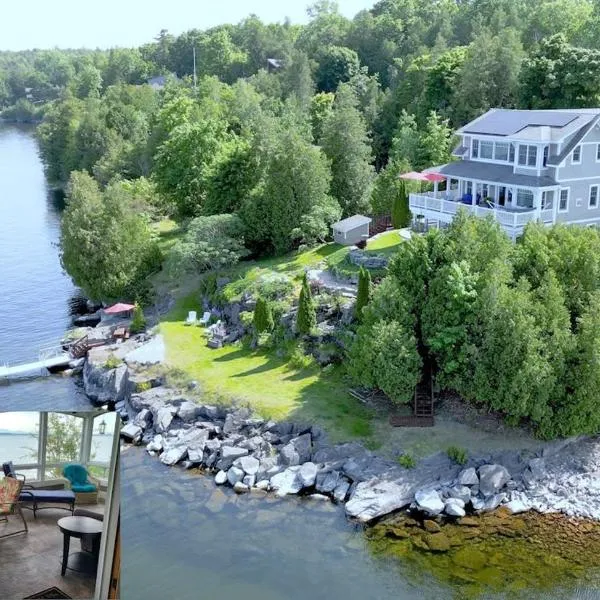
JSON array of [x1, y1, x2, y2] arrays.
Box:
[[120, 423, 142, 443], [345, 480, 415, 522], [177, 401, 200, 422], [478, 464, 511, 497], [186, 430, 210, 462], [414, 489, 445, 516], [146, 434, 164, 452], [444, 498, 466, 517], [280, 434, 312, 466], [316, 470, 340, 494], [296, 462, 318, 488], [233, 455, 260, 476], [446, 485, 472, 504], [83, 348, 130, 404], [333, 479, 351, 503], [160, 445, 187, 466], [216, 446, 249, 471], [458, 467, 479, 486], [270, 467, 303, 497], [227, 466, 245, 486]]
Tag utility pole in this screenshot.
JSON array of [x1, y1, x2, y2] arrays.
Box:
[[193, 46, 197, 91]]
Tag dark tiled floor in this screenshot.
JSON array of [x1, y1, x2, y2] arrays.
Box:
[[0, 504, 104, 600]]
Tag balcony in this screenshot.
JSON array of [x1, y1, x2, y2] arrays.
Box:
[[409, 192, 554, 236]]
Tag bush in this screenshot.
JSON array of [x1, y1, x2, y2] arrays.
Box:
[[288, 341, 316, 370], [356, 239, 367, 250], [296, 272, 316, 335], [130, 303, 146, 334], [398, 453, 416, 469], [104, 355, 121, 369], [355, 266, 372, 320], [447, 446, 468, 465]]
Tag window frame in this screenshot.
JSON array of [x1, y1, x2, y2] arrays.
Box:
[[518, 144, 538, 168], [572, 145, 582, 165], [558, 188, 569, 213], [589, 184, 599, 209]]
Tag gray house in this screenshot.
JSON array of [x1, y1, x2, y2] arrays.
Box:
[[332, 215, 372, 245], [409, 108, 600, 239]]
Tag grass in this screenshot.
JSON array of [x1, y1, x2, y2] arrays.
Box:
[[160, 290, 375, 443], [367, 230, 404, 255], [154, 218, 183, 254]]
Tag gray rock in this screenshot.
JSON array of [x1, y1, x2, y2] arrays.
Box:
[[160, 445, 187, 466], [312, 442, 368, 464], [214, 470, 227, 485], [446, 485, 472, 504], [227, 466, 245, 486], [445, 499, 466, 517], [458, 467, 479, 486], [346, 480, 415, 522], [296, 462, 318, 488], [333, 478, 351, 503], [414, 489, 445, 516], [478, 464, 511, 497], [146, 434, 164, 453], [197, 405, 222, 420], [256, 456, 281, 481], [234, 455, 260, 476], [270, 467, 303, 497], [316, 470, 340, 494], [177, 401, 200, 422], [243, 474, 256, 488], [133, 409, 152, 430], [308, 494, 330, 502], [471, 497, 485, 511], [216, 446, 249, 471], [120, 423, 142, 442], [255, 479, 270, 491], [482, 493, 507, 512], [528, 457, 546, 479], [505, 499, 530, 514], [154, 405, 177, 434], [280, 433, 312, 466], [233, 481, 249, 493]]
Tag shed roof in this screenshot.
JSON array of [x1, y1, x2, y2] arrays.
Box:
[[332, 214, 372, 233]]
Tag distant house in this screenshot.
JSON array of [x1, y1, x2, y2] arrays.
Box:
[[332, 215, 372, 246], [410, 108, 600, 239], [266, 58, 283, 72], [146, 74, 178, 90]]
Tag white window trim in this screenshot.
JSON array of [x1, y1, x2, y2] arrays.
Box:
[[558, 187, 569, 213], [517, 143, 538, 169], [589, 184, 599, 209], [572, 145, 582, 165], [596, 143, 600, 163]]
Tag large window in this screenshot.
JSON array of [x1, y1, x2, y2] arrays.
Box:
[[516, 189, 534, 208], [0, 412, 39, 479], [559, 188, 569, 212], [597, 144, 600, 162], [518, 145, 538, 167], [480, 141, 494, 159], [472, 139, 479, 158], [494, 142, 509, 161], [590, 185, 599, 209]]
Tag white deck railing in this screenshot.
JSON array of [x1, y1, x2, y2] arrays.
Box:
[[409, 193, 554, 230]]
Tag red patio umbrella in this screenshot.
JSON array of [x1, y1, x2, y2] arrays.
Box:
[[104, 302, 135, 315], [422, 172, 446, 183], [399, 171, 429, 181]]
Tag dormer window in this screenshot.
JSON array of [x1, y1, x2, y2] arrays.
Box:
[[494, 142, 509, 161], [480, 141, 494, 159], [472, 139, 479, 158], [572, 145, 582, 164], [518, 144, 537, 167]]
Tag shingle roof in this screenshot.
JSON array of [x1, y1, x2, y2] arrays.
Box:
[[436, 161, 557, 188], [332, 215, 372, 233], [462, 109, 580, 136], [546, 115, 600, 166]]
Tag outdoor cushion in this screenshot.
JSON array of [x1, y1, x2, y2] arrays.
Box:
[[62, 464, 97, 493], [19, 490, 76, 503]]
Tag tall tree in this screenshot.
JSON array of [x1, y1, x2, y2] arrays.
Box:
[[321, 84, 374, 216], [355, 266, 372, 320], [296, 273, 317, 334], [315, 46, 361, 93]]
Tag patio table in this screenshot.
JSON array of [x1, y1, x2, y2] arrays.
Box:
[[57, 515, 103, 576]]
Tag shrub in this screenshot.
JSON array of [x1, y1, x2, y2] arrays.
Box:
[[296, 272, 316, 335], [104, 355, 121, 369], [130, 303, 147, 334], [355, 266, 372, 320], [447, 446, 468, 465], [398, 453, 416, 469], [356, 239, 367, 250], [254, 297, 274, 333], [288, 341, 316, 370]]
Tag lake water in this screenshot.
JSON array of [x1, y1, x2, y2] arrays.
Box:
[[0, 125, 90, 411]]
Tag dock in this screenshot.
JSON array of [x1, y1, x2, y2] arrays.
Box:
[[0, 354, 73, 378]]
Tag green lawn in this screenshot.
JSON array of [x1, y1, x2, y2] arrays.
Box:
[[367, 230, 404, 254], [160, 290, 375, 443]]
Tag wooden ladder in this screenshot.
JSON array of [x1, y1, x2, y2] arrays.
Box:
[[70, 335, 91, 359]]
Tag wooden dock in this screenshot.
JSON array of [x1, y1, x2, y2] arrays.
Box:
[[0, 354, 73, 379]]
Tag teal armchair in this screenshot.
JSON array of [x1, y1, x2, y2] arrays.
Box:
[[62, 464, 99, 504]]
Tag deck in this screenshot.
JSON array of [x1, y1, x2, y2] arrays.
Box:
[[0, 354, 72, 379]]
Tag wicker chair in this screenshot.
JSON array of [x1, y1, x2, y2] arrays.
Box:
[[62, 464, 99, 505], [0, 476, 28, 539]]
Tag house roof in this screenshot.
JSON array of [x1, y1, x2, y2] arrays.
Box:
[[546, 115, 600, 166], [459, 108, 600, 142], [435, 161, 557, 188], [332, 215, 372, 233]]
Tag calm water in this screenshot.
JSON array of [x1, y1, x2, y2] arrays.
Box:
[[0, 125, 90, 410], [121, 448, 599, 600]]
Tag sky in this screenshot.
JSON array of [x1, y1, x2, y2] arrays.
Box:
[[0, 0, 376, 52]]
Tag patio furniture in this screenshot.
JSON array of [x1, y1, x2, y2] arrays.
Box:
[[113, 326, 129, 340], [73, 508, 104, 554], [2, 461, 26, 483], [198, 311, 211, 326], [19, 489, 76, 517], [0, 476, 28, 539], [62, 464, 98, 505], [57, 515, 103, 576], [184, 311, 197, 326]]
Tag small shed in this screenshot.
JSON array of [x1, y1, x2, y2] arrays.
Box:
[[332, 215, 372, 246]]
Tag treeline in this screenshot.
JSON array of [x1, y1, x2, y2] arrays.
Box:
[[5, 0, 600, 300], [350, 213, 600, 439]]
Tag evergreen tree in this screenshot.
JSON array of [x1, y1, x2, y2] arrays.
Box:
[[253, 296, 274, 333], [320, 84, 374, 216], [296, 273, 316, 335], [391, 178, 411, 228], [355, 266, 372, 320], [130, 303, 147, 333]]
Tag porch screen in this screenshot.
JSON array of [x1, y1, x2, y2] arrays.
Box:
[[516, 189, 534, 208]]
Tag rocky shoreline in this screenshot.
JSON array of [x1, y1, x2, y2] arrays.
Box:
[[82, 332, 600, 524]]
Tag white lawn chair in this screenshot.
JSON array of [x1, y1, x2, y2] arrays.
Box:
[[198, 311, 211, 326], [184, 311, 197, 326]]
